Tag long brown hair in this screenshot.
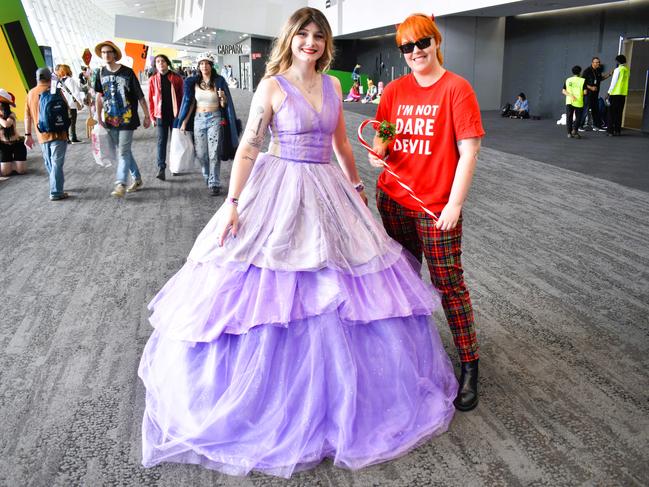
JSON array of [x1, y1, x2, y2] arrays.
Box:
[[264, 7, 334, 77]]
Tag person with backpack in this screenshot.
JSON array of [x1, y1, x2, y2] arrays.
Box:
[[24, 67, 70, 201], [94, 40, 151, 198], [55, 64, 84, 144]]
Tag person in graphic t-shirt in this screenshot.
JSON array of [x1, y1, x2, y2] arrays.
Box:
[[369, 13, 484, 412], [94, 40, 151, 198]]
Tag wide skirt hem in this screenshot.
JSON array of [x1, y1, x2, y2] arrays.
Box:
[[141, 409, 455, 478]]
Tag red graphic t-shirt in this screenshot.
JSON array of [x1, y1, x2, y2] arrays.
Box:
[[375, 71, 485, 212]]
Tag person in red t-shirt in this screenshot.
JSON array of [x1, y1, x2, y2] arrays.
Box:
[[369, 13, 485, 412]]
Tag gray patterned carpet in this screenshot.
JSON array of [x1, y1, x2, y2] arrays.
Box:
[[0, 88, 647, 486]]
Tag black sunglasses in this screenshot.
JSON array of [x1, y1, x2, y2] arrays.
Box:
[[399, 37, 433, 54]]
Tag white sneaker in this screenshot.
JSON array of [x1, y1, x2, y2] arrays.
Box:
[[126, 179, 144, 193], [111, 183, 126, 198]]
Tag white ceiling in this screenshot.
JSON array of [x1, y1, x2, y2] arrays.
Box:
[[91, 0, 254, 49], [92, 0, 176, 21], [448, 0, 627, 17]]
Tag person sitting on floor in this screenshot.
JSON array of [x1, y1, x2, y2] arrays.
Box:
[[502, 92, 529, 118], [361, 79, 378, 103], [343, 81, 361, 102], [371, 80, 385, 104], [0, 89, 27, 177]]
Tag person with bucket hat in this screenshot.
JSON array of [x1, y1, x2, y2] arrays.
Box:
[[175, 51, 239, 195], [93, 40, 151, 198], [24, 68, 71, 200], [0, 89, 27, 177]]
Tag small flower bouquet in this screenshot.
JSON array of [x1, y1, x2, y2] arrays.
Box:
[[373, 120, 397, 143]]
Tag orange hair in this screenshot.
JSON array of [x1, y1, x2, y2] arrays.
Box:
[[55, 64, 73, 78], [396, 13, 443, 65]]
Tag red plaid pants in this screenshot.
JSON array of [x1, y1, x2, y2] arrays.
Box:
[[377, 188, 479, 362]]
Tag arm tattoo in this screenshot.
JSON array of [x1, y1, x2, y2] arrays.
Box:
[[253, 105, 265, 135], [246, 135, 264, 149], [242, 155, 255, 162]]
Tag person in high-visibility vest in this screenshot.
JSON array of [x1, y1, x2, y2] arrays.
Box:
[[607, 54, 629, 136], [562, 65, 587, 139]]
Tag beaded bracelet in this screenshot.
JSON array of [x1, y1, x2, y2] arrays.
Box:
[[353, 181, 365, 193], [228, 197, 239, 207]]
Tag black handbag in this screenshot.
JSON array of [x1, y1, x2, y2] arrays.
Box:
[[218, 118, 242, 161]]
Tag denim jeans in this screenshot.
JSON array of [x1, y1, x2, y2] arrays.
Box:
[[578, 93, 603, 129], [106, 128, 141, 185], [156, 118, 172, 169], [41, 139, 67, 197], [194, 111, 222, 188]]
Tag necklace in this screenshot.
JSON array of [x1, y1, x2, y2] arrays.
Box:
[[288, 71, 319, 94], [302, 78, 318, 94], [199, 77, 213, 90]]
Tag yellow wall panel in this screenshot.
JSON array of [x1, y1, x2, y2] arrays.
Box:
[[0, 31, 28, 121]]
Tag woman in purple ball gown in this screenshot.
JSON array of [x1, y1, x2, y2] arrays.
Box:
[[139, 7, 458, 478]]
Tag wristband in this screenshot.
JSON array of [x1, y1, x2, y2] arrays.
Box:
[[228, 197, 239, 207], [25, 133, 31, 136], [353, 181, 365, 193]]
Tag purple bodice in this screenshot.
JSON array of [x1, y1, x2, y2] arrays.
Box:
[[270, 74, 340, 164]]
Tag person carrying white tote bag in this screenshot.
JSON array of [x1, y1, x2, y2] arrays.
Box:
[[91, 124, 116, 167], [168, 128, 195, 174]]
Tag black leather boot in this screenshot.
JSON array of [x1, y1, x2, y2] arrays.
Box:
[[454, 359, 479, 411]]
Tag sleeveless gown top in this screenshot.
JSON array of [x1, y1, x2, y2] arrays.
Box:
[[269, 74, 337, 165]]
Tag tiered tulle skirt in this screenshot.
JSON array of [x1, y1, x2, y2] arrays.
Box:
[[139, 154, 458, 477]]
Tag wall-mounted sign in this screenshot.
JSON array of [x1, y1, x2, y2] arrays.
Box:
[[218, 44, 251, 55], [217, 45, 242, 55]]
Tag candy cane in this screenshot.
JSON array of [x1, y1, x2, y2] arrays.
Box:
[[357, 119, 439, 222]]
